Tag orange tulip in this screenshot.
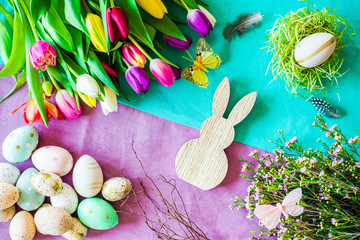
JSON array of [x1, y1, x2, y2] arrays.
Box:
[[10, 100, 63, 124]]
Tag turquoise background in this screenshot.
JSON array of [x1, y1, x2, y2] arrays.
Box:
[[1, 0, 359, 151]]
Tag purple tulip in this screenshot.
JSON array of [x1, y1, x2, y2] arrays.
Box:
[[170, 65, 182, 80], [150, 59, 176, 87], [187, 9, 213, 37], [164, 34, 192, 50], [125, 66, 151, 94]]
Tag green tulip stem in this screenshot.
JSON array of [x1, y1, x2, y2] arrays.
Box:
[[68, 67, 80, 78], [120, 56, 132, 69], [18, 1, 39, 41], [81, 0, 91, 13], [128, 35, 153, 61], [179, 0, 191, 11], [47, 71, 61, 92], [148, 46, 177, 67], [171, 0, 187, 10], [110, 0, 115, 8]]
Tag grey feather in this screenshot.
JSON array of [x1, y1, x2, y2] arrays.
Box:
[[222, 13, 262, 42], [311, 98, 341, 118]]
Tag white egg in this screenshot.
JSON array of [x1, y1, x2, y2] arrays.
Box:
[[50, 183, 78, 214], [32, 146, 74, 177], [0, 163, 20, 185], [72, 155, 103, 197], [9, 211, 36, 240], [294, 32, 336, 68]]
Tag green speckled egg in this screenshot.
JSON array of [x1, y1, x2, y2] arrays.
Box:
[[77, 197, 118, 230], [2, 126, 39, 163]]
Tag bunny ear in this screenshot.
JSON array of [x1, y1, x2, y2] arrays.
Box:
[[212, 77, 230, 117], [227, 92, 257, 126]]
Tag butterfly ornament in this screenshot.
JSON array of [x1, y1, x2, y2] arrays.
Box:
[[181, 38, 221, 88], [254, 188, 304, 229]]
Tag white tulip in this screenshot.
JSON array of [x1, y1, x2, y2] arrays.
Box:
[[100, 86, 118, 115], [76, 74, 101, 98], [199, 5, 216, 27]]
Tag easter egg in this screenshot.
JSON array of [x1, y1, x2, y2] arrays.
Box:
[[77, 197, 119, 230], [0, 162, 20, 184], [102, 177, 132, 201], [0, 182, 19, 209], [62, 217, 88, 240], [50, 183, 78, 214], [294, 32, 336, 68], [32, 146, 74, 177], [72, 155, 103, 197], [9, 211, 36, 240], [34, 206, 73, 235], [31, 171, 63, 197], [16, 168, 45, 211], [2, 126, 39, 163], [0, 205, 16, 222]]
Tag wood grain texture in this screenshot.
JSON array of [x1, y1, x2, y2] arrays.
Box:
[[175, 77, 257, 190]]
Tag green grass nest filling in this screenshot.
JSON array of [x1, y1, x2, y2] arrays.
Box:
[[264, 2, 354, 99]]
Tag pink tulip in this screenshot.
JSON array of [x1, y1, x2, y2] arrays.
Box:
[[122, 43, 147, 68], [29, 40, 57, 71], [149, 59, 176, 87], [55, 89, 82, 120]]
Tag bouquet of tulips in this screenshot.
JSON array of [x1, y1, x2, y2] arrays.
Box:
[[0, 0, 215, 126]]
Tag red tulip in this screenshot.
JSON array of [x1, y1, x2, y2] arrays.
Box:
[[106, 7, 129, 42]]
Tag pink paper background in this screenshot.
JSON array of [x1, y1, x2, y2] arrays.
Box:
[[0, 71, 269, 239]]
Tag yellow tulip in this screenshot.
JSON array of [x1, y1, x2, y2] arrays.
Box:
[[136, 0, 168, 19], [85, 13, 106, 53], [77, 91, 97, 108]]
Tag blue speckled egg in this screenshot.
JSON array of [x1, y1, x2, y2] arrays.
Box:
[[2, 126, 39, 163], [0, 163, 20, 185], [77, 197, 119, 230], [16, 168, 45, 211]]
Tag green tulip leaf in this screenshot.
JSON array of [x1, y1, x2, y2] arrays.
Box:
[[141, 10, 186, 41], [195, 0, 209, 7], [116, 0, 153, 47], [42, 6, 76, 53], [87, 50, 119, 95], [74, 53, 89, 73], [183, 0, 199, 9], [62, 53, 87, 76], [0, 4, 14, 28], [0, 71, 26, 103], [88, 0, 101, 14], [167, 13, 187, 25], [64, 0, 88, 35], [0, 21, 12, 63], [129, 23, 156, 48], [113, 51, 126, 73], [47, 66, 73, 96], [24, 21, 48, 127], [0, 9, 25, 77], [68, 25, 86, 61], [110, 41, 123, 52], [99, 0, 110, 53], [30, 0, 50, 22]]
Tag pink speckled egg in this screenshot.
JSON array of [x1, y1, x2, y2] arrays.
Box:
[[32, 146, 73, 177]]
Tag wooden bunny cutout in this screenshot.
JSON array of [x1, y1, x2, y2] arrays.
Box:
[[175, 77, 257, 190]]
